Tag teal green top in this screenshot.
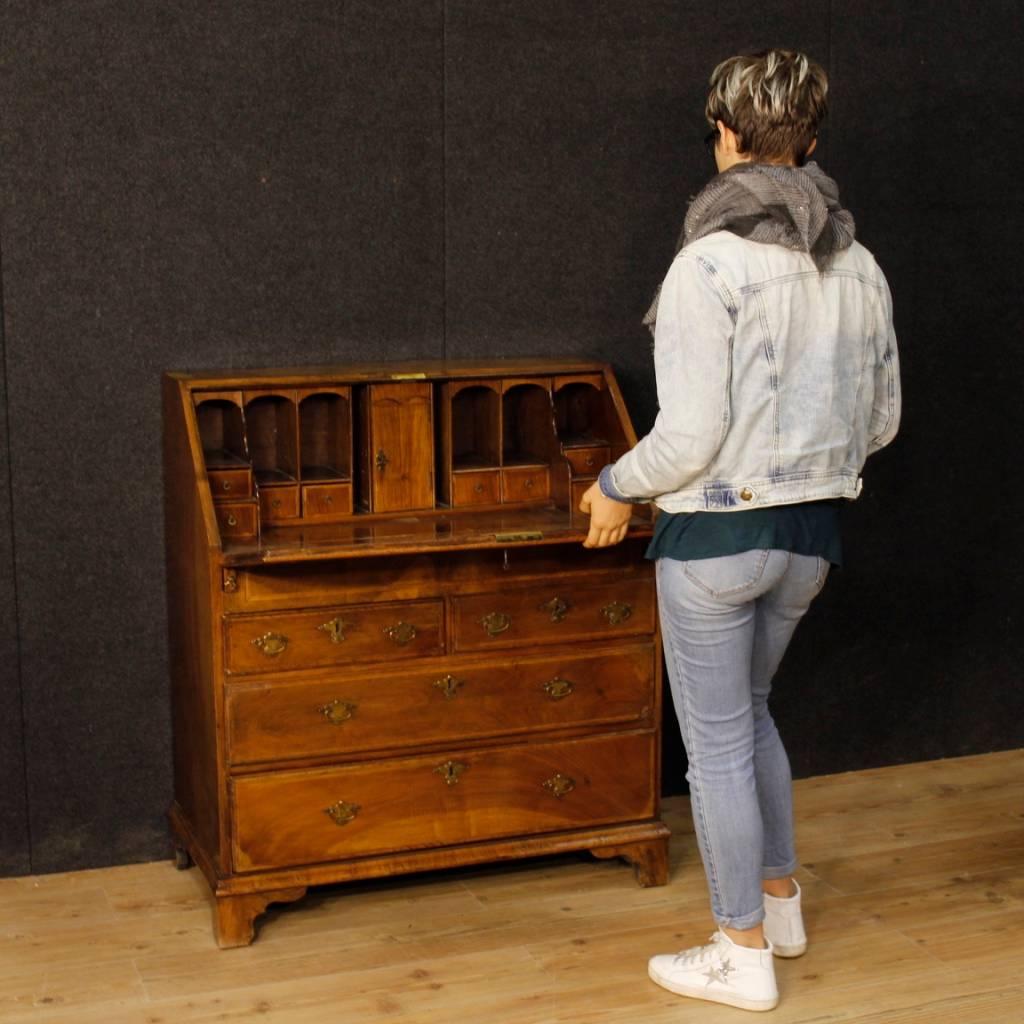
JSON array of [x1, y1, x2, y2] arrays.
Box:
[[645, 501, 843, 566]]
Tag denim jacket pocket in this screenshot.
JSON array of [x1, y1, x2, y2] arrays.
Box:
[[683, 549, 771, 599]]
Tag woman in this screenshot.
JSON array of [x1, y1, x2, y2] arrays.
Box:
[[580, 50, 901, 1012]]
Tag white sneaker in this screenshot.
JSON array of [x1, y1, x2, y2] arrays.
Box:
[[648, 930, 779, 1012], [763, 880, 807, 958]]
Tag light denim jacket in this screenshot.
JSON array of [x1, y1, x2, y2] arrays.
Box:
[[603, 231, 901, 511]]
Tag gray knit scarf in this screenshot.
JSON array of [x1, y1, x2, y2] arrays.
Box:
[[643, 161, 856, 332]]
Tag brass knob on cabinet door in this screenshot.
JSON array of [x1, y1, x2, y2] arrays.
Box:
[[251, 632, 288, 656], [480, 612, 511, 637], [324, 801, 360, 826], [543, 773, 576, 799], [601, 601, 633, 625], [318, 699, 357, 725]]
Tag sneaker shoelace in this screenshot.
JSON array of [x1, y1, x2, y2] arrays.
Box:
[[672, 932, 725, 967]]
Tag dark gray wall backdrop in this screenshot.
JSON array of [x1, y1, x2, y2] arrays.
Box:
[[1, 1, 1021, 875]]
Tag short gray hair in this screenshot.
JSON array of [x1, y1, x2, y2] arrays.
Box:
[[706, 50, 828, 163]]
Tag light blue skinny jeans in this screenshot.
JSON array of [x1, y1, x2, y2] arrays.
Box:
[[656, 549, 829, 930]]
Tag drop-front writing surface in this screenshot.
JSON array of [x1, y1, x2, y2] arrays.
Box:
[[163, 359, 669, 947]]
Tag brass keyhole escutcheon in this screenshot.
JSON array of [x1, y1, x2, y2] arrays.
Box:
[[375, 449, 389, 472], [433, 674, 464, 700], [251, 632, 288, 657], [601, 601, 633, 626], [543, 773, 576, 799], [434, 760, 466, 786], [474, 483, 484, 493], [480, 611, 511, 637], [319, 699, 357, 725], [325, 494, 333, 505], [540, 596, 570, 622], [324, 800, 360, 826], [544, 678, 574, 700], [384, 621, 417, 646], [318, 616, 352, 644], [272, 499, 281, 510]]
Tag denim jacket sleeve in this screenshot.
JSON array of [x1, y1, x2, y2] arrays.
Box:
[[607, 251, 738, 500], [867, 270, 902, 454]]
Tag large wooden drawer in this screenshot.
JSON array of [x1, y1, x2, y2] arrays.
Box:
[[226, 644, 656, 765], [231, 730, 657, 871], [224, 599, 444, 675], [451, 576, 655, 652]]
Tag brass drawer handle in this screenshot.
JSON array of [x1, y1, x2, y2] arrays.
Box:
[[601, 601, 633, 626], [543, 773, 576, 799], [251, 632, 288, 657], [271, 498, 282, 510], [434, 760, 466, 786], [324, 800, 360, 826], [384, 621, 417, 646], [319, 699, 357, 725], [318, 616, 352, 644], [222, 480, 232, 491], [480, 611, 511, 637], [433, 674, 464, 700], [375, 449, 389, 472], [226, 513, 238, 527], [544, 678, 574, 700], [540, 596, 570, 622]]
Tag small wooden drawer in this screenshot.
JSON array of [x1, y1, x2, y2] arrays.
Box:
[[215, 501, 258, 538], [451, 469, 500, 507], [563, 446, 610, 476], [226, 644, 656, 764], [303, 482, 353, 519], [501, 466, 550, 502], [208, 468, 253, 501], [225, 599, 445, 675], [231, 730, 657, 871], [258, 485, 300, 522], [452, 576, 655, 653]]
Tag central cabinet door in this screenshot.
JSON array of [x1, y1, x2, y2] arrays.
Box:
[[361, 382, 435, 512]]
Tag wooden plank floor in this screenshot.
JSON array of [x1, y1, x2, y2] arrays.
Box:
[[1, 749, 1022, 1023]]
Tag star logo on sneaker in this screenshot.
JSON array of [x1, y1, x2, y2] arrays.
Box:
[[702, 958, 735, 986]]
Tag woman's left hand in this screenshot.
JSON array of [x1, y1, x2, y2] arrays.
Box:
[[579, 480, 633, 548]]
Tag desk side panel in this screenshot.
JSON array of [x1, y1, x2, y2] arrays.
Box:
[[163, 376, 225, 875]]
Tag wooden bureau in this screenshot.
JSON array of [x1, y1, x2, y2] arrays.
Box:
[[163, 359, 669, 947]]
